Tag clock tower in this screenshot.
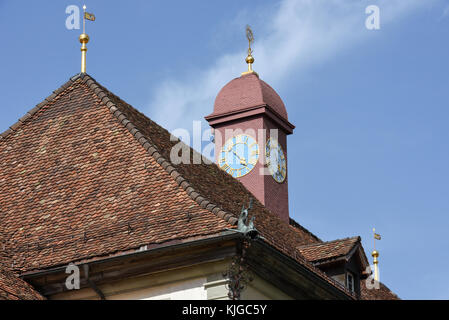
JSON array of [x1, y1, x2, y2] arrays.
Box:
[[205, 28, 295, 223]]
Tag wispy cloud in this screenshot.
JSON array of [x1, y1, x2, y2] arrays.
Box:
[[147, 0, 436, 132], [443, 5, 449, 18]]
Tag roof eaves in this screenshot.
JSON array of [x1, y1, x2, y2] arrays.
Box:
[[21, 230, 240, 278]]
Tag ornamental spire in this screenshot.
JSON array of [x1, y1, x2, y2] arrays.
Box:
[[241, 25, 257, 76], [372, 228, 381, 281], [79, 5, 95, 73]]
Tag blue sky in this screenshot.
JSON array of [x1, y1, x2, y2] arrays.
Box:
[[1, 0, 448, 299]]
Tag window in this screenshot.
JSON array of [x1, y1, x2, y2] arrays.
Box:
[[346, 272, 354, 293]]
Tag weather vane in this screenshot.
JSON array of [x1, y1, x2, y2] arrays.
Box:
[[79, 4, 96, 73], [373, 227, 381, 250], [246, 25, 254, 49], [242, 25, 257, 76]]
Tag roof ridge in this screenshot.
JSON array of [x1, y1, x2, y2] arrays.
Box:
[[0, 75, 83, 142], [79, 74, 239, 227]]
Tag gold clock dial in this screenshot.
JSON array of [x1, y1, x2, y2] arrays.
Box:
[[266, 138, 286, 183], [219, 134, 259, 178]]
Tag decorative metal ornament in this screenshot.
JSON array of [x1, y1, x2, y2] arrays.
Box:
[[226, 198, 259, 240], [246, 25, 254, 44], [242, 25, 257, 75], [372, 228, 381, 281], [79, 4, 96, 73], [223, 240, 254, 300]]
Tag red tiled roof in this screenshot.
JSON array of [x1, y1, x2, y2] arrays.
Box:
[[0, 73, 388, 299], [0, 227, 44, 300], [0, 266, 45, 300], [0, 74, 234, 272], [298, 237, 361, 264], [361, 280, 400, 300]]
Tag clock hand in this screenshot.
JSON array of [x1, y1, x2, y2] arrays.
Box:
[[229, 151, 240, 165], [233, 151, 242, 160], [233, 151, 247, 165]]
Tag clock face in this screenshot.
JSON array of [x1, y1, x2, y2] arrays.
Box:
[[219, 134, 259, 178], [266, 138, 286, 183]]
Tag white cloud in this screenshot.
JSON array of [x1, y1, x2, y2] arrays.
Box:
[[147, 0, 437, 133], [443, 5, 449, 17]]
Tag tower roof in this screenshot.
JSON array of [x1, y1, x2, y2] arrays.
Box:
[[208, 73, 288, 121]]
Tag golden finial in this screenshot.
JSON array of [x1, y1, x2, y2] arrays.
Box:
[[372, 228, 381, 281], [79, 5, 95, 73], [241, 25, 257, 76]]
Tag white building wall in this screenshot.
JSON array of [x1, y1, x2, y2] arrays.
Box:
[[50, 260, 293, 300], [109, 276, 208, 300]]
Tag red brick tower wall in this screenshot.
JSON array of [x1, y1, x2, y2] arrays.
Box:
[[262, 115, 289, 222], [213, 115, 266, 208]]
